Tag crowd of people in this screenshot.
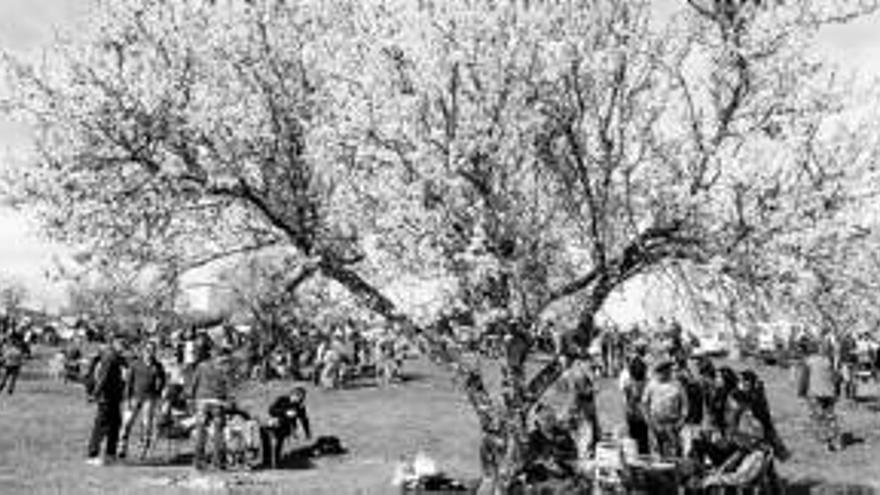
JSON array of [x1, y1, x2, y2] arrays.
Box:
[[1, 308, 878, 491], [80, 333, 312, 470], [159, 321, 411, 391], [522, 320, 804, 491], [513, 316, 880, 492], [59, 316, 416, 471]]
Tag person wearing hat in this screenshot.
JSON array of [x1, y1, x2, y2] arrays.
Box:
[[641, 358, 689, 458]]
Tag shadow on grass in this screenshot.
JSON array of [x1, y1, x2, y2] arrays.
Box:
[[785, 478, 877, 495], [851, 393, 880, 413], [127, 449, 315, 471], [125, 451, 196, 468], [840, 432, 865, 449], [851, 393, 880, 404], [338, 371, 430, 390], [274, 445, 317, 470], [340, 379, 380, 390]]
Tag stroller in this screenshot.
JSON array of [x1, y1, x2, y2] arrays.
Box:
[[222, 414, 264, 470], [140, 383, 196, 462], [147, 387, 263, 470]]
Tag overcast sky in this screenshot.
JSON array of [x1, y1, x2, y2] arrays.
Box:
[[1, 1, 880, 311]]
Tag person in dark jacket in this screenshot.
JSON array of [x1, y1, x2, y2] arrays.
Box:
[[119, 341, 166, 459], [266, 386, 311, 466], [86, 335, 128, 465], [728, 369, 789, 460], [621, 355, 649, 454], [706, 366, 738, 432], [0, 337, 26, 395], [189, 345, 234, 470]]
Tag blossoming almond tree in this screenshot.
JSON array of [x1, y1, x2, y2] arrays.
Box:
[[3, 0, 880, 491]]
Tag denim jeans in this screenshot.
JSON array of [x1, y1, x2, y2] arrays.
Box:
[[193, 401, 227, 468], [119, 397, 158, 456]]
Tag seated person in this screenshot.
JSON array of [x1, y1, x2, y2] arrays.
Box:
[[164, 382, 189, 413], [266, 386, 311, 466], [524, 404, 577, 480], [155, 383, 196, 438], [156, 383, 255, 438]]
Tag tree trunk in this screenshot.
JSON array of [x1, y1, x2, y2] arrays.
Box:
[[477, 323, 533, 494], [317, 259, 609, 492], [477, 410, 529, 495]]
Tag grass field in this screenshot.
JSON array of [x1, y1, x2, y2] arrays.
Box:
[[1, 347, 880, 494]]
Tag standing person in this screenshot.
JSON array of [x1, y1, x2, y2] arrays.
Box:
[[374, 330, 397, 387], [181, 327, 198, 377], [195, 332, 213, 366], [838, 333, 857, 400], [189, 345, 234, 470], [728, 369, 789, 460], [312, 334, 328, 386], [557, 350, 600, 462], [707, 367, 738, 432], [119, 341, 166, 460], [319, 334, 344, 389], [803, 339, 843, 451], [0, 336, 26, 395], [642, 359, 689, 458], [621, 355, 650, 454], [266, 386, 311, 467], [676, 359, 706, 459], [86, 335, 128, 466]]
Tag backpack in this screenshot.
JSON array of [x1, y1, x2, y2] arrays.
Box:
[[310, 435, 346, 456], [82, 354, 102, 396]]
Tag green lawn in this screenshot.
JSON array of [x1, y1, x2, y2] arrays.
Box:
[[1, 347, 879, 494]]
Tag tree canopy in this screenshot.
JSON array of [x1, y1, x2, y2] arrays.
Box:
[[5, 0, 880, 490]]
